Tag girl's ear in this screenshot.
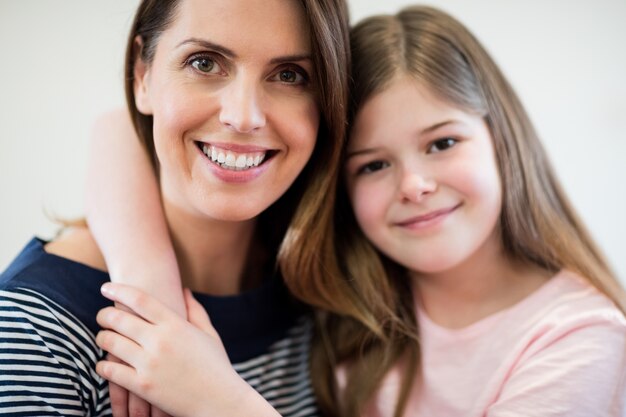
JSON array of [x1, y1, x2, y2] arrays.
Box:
[[133, 36, 153, 115]]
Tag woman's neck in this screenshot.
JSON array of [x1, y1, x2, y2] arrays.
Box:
[[411, 231, 550, 329], [164, 199, 257, 296]]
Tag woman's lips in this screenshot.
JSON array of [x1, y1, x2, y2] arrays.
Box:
[[194, 142, 274, 183]]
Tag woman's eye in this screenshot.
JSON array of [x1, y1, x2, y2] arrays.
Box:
[[272, 68, 308, 85], [189, 56, 222, 74], [358, 160, 389, 175], [428, 138, 457, 153]]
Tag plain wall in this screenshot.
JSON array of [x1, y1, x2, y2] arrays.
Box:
[[1, 1, 624, 283]]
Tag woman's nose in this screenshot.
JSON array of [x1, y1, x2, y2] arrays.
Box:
[[399, 168, 437, 203], [219, 76, 266, 133]]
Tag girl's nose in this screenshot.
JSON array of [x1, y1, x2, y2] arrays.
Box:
[[219, 76, 266, 133], [399, 168, 437, 203]]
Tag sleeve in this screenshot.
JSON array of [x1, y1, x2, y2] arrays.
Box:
[[0, 288, 111, 416], [487, 318, 626, 417]]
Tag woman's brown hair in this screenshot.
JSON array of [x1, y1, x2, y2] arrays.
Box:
[[286, 5, 626, 417]]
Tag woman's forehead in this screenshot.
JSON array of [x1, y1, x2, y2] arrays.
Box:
[[163, 0, 311, 56]]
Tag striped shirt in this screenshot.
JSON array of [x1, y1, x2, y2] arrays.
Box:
[[0, 238, 319, 416]]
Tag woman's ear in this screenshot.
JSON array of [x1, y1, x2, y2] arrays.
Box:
[[133, 36, 153, 115]]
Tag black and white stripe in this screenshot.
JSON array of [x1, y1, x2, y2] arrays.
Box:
[[0, 288, 110, 416], [234, 317, 317, 417], [0, 288, 318, 416]]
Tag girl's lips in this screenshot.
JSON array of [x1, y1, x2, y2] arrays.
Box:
[[395, 203, 461, 229]]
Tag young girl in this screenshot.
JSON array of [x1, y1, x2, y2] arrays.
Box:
[[331, 5, 626, 416], [90, 5, 626, 417]]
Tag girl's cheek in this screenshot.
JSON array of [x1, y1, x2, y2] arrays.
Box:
[[351, 181, 389, 229]]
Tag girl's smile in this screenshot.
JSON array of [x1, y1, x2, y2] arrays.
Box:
[[393, 202, 463, 233]]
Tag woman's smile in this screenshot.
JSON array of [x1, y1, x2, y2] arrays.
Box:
[[193, 140, 277, 183]]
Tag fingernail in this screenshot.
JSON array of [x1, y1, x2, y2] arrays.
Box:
[[101, 283, 114, 297]]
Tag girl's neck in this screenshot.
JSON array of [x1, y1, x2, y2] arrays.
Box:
[[164, 199, 257, 296], [411, 231, 550, 329]]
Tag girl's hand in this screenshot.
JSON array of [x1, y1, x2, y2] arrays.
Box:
[[95, 283, 280, 417]]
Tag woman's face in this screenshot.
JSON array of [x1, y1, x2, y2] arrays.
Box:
[[135, 0, 319, 222]]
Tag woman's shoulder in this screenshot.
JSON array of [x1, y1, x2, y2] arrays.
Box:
[[44, 226, 107, 272], [0, 230, 111, 334]]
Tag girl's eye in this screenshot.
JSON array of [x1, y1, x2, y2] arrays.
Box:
[[357, 160, 389, 175], [428, 137, 458, 153], [189, 56, 222, 74], [272, 67, 308, 85]]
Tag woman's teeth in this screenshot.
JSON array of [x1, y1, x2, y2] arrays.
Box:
[[202, 144, 266, 171]]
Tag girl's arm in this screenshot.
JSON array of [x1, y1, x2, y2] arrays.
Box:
[[96, 284, 281, 417], [85, 109, 186, 318]]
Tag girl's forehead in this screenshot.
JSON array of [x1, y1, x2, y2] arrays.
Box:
[[350, 79, 453, 134]]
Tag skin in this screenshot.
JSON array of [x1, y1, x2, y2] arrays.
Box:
[[96, 284, 279, 417], [345, 75, 549, 329]]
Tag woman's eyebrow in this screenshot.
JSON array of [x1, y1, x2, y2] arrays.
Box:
[[176, 38, 236, 58], [176, 38, 311, 65], [269, 54, 312, 65]]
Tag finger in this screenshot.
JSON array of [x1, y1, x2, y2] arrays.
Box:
[[97, 360, 140, 413], [99, 357, 154, 417], [128, 393, 151, 417], [97, 360, 147, 403], [96, 330, 144, 367], [101, 283, 172, 324], [108, 378, 129, 417], [97, 307, 153, 346], [151, 405, 173, 417], [184, 288, 218, 338]]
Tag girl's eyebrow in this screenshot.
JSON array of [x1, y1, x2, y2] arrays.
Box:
[[420, 119, 457, 134], [176, 38, 312, 65], [346, 120, 459, 159], [345, 147, 379, 160]]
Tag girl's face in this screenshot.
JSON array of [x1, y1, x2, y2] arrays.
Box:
[[345, 75, 502, 276], [135, 0, 319, 222]]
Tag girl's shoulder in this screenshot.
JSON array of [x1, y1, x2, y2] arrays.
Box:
[[504, 269, 626, 357], [537, 269, 626, 326]]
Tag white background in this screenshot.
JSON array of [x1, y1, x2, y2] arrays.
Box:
[[1, 1, 624, 283]]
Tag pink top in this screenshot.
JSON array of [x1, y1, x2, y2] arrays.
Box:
[[361, 271, 626, 417]]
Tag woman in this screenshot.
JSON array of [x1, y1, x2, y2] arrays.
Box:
[[0, 0, 350, 415]]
